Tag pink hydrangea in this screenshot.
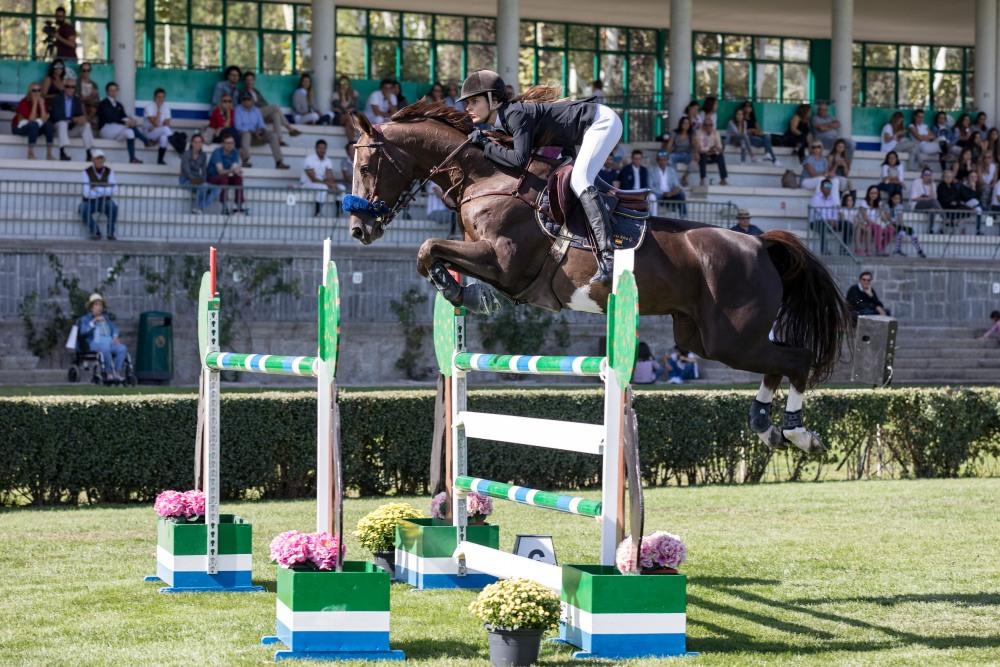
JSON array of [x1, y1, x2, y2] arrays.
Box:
[[271, 531, 312, 567], [430, 492, 448, 519], [154, 490, 187, 518], [466, 492, 493, 518], [615, 531, 687, 574], [270, 530, 301, 563], [182, 490, 206, 518], [308, 532, 343, 571]]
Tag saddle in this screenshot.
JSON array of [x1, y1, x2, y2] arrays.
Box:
[[535, 162, 650, 252]]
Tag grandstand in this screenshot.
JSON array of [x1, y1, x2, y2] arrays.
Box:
[[0, 1, 998, 386]]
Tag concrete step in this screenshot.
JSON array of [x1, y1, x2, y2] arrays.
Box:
[[890, 368, 999, 382], [0, 368, 69, 385]]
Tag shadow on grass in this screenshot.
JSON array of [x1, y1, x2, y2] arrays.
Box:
[[399, 636, 588, 664], [688, 576, 1000, 655]]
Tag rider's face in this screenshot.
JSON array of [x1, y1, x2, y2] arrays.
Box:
[[466, 95, 492, 124]]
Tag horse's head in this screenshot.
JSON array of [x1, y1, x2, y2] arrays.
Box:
[[344, 112, 416, 245]]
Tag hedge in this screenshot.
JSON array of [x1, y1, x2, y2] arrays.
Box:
[[1, 387, 998, 506]]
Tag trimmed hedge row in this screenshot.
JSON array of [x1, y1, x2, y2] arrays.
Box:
[[2, 387, 999, 505]]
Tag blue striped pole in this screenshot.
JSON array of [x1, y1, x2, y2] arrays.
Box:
[[455, 475, 602, 518]]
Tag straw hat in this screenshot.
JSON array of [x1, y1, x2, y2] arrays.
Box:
[[85, 293, 105, 309]]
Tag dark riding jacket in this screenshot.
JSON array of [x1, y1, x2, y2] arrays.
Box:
[[483, 100, 598, 169]]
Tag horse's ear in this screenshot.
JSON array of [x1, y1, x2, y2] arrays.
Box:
[[351, 112, 374, 139]]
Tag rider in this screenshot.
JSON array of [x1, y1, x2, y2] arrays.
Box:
[[459, 70, 623, 285]]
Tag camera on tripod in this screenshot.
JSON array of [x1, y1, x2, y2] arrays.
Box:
[[42, 20, 58, 57]]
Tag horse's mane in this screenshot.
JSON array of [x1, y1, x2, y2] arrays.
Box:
[[390, 101, 472, 134]]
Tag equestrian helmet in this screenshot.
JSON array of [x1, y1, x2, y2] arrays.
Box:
[[459, 70, 507, 103]]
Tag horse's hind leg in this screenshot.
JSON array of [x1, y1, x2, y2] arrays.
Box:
[[749, 373, 786, 448], [780, 371, 825, 454]]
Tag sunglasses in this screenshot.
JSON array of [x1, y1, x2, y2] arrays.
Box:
[[65, 85, 76, 89], [221, 99, 232, 102], [30, 88, 41, 93]]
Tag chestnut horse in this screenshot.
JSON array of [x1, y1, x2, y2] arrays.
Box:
[[346, 102, 853, 452]]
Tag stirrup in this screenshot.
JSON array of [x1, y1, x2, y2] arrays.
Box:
[[589, 252, 613, 285]]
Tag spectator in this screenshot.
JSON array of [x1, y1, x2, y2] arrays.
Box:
[[444, 82, 465, 112], [424, 82, 446, 104], [505, 84, 515, 100], [727, 107, 756, 163], [829, 138, 853, 193], [78, 293, 128, 381], [952, 113, 979, 158], [955, 147, 978, 182], [730, 208, 763, 235], [234, 90, 288, 169], [906, 109, 940, 169], [990, 169, 1000, 212], [597, 154, 619, 187], [40, 59, 70, 106], [97, 81, 147, 164], [143, 87, 176, 165], [301, 139, 337, 217], [695, 96, 717, 129], [393, 80, 408, 107], [666, 116, 694, 186], [740, 100, 779, 164], [632, 342, 663, 384], [936, 169, 982, 235], [591, 79, 605, 104], [426, 181, 455, 236], [53, 6, 78, 60], [339, 141, 355, 194], [983, 128, 1000, 163], [618, 149, 649, 190], [981, 310, 1000, 342], [365, 78, 398, 124], [808, 179, 841, 254], [784, 103, 811, 162], [242, 71, 300, 138], [292, 73, 331, 126], [12, 82, 55, 160], [695, 118, 728, 186], [180, 134, 218, 214], [836, 191, 856, 251], [650, 150, 685, 216], [880, 111, 912, 155], [973, 111, 990, 145], [981, 147, 999, 190], [965, 171, 986, 234], [932, 111, 958, 171], [885, 190, 926, 257], [801, 142, 836, 191], [846, 271, 889, 317], [878, 151, 905, 199], [79, 149, 117, 240], [208, 134, 245, 215], [203, 93, 238, 145], [77, 62, 100, 125], [855, 185, 885, 256], [811, 101, 854, 158], [910, 168, 941, 221], [332, 75, 359, 125], [665, 346, 699, 384], [683, 101, 700, 127], [51, 77, 93, 161], [212, 66, 241, 106]]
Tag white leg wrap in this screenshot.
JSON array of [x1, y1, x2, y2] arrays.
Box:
[[755, 381, 775, 403]]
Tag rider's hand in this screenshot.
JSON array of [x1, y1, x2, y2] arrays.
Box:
[[468, 129, 488, 148]]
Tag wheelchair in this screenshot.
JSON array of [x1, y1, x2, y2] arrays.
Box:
[[67, 327, 138, 386]]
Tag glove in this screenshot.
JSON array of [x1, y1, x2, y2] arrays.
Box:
[[467, 129, 488, 148]]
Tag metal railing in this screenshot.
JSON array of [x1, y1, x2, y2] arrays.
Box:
[[807, 206, 1000, 260], [0, 180, 739, 245]]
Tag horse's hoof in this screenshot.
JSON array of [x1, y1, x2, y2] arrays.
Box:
[[748, 399, 773, 434], [756, 425, 787, 449], [781, 427, 825, 454]]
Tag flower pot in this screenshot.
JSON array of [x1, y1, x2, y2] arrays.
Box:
[[373, 551, 395, 579], [641, 566, 679, 575], [469, 516, 487, 526], [394, 517, 500, 589], [150, 514, 262, 593], [486, 627, 544, 667]]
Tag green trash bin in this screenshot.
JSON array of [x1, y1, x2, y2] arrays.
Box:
[[136, 311, 173, 384]]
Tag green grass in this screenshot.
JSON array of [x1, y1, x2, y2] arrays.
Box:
[[2, 479, 999, 666]]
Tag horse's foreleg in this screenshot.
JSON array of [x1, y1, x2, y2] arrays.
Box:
[[418, 238, 506, 315]]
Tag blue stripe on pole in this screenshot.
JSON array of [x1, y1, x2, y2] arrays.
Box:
[[516, 356, 530, 372], [513, 486, 531, 503], [560, 357, 574, 373]]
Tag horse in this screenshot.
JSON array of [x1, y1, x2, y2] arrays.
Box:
[[345, 102, 853, 453]]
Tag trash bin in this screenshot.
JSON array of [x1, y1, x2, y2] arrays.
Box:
[[136, 311, 173, 384]]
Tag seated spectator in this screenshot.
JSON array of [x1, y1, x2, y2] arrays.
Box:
[[981, 310, 1000, 342], [393, 80, 408, 107], [424, 82, 446, 104], [695, 119, 728, 186], [973, 111, 990, 149], [243, 71, 300, 137], [954, 147, 977, 183], [40, 59, 70, 107], [880, 111, 912, 155], [618, 149, 649, 190], [664, 346, 699, 384], [855, 185, 887, 256], [426, 181, 456, 236], [811, 101, 854, 158], [12, 82, 55, 160], [208, 134, 245, 215], [730, 208, 763, 235], [932, 111, 959, 171], [79, 149, 117, 240], [292, 73, 331, 126], [632, 342, 663, 384], [740, 100, 779, 164], [727, 107, 756, 164], [784, 103, 811, 162], [666, 116, 694, 186], [885, 191, 926, 257], [143, 87, 176, 165], [878, 151, 905, 199], [97, 81, 147, 164], [212, 65, 241, 106], [983, 128, 1000, 163], [203, 93, 238, 145], [952, 113, 978, 158], [301, 139, 337, 217], [684, 101, 701, 129], [846, 271, 889, 317], [981, 147, 998, 190], [936, 169, 982, 234], [829, 138, 853, 193], [365, 78, 398, 124], [910, 168, 940, 208], [801, 142, 838, 191], [965, 171, 987, 234], [180, 134, 218, 214], [444, 82, 465, 112], [591, 79, 605, 103], [77, 62, 100, 124], [78, 293, 128, 381], [332, 75, 359, 125], [835, 191, 856, 252], [234, 90, 288, 170], [808, 179, 841, 253], [51, 77, 94, 161], [650, 150, 686, 217], [906, 109, 940, 169], [990, 170, 1000, 212], [695, 95, 718, 130], [597, 154, 619, 187]]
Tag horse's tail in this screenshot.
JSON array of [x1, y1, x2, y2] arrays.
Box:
[[761, 230, 854, 386]]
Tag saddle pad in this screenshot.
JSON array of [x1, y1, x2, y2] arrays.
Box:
[[535, 187, 647, 252]]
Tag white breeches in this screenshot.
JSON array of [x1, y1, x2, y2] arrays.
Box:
[[570, 104, 623, 196], [146, 125, 173, 147]]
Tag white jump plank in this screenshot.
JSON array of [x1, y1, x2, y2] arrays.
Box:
[[454, 541, 563, 592], [456, 411, 604, 456]]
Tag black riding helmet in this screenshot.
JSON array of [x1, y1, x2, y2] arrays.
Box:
[[459, 69, 507, 105]]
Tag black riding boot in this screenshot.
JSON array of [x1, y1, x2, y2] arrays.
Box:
[[578, 186, 614, 285]]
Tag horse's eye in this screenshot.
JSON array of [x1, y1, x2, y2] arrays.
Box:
[[359, 165, 370, 175]]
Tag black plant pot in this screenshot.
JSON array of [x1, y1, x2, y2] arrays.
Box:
[[486, 627, 544, 667], [373, 550, 395, 578]]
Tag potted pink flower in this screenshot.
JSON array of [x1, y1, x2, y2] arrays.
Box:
[[154, 489, 206, 521], [430, 490, 494, 525], [615, 531, 687, 575]]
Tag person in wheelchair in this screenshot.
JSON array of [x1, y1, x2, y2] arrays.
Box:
[[77, 293, 128, 382]]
